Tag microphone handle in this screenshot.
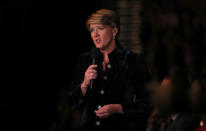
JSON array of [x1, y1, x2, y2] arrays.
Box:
[[90, 58, 95, 89], [92, 58, 95, 65], [90, 80, 93, 89]]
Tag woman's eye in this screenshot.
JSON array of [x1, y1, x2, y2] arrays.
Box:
[[90, 29, 94, 33], [98, 27, 104, 30]]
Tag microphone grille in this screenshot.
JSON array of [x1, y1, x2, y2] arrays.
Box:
[[91, 47, 99, 59]]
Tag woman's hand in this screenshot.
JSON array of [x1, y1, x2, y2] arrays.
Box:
[[81, 65, 98, 95], [94, 104, 123, 119]]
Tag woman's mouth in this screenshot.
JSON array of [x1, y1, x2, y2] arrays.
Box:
[[95, 39, 101, 43]]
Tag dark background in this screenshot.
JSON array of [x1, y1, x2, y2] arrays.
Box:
[[30, 1, 99, 130], [1, 0, 101, 130]]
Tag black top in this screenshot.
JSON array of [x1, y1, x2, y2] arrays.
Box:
[[52, 46, 151, 131]]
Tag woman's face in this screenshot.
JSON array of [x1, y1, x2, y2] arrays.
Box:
[[89, 24, 117, 51]]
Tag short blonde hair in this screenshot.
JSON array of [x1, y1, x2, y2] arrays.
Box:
[[86, 9, 120, 31]]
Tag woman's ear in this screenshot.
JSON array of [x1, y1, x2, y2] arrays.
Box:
[[112, 27, 118, 38]]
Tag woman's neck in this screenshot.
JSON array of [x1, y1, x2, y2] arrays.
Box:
[[102, 54, 109, 71], [100, 41, 116, 55]]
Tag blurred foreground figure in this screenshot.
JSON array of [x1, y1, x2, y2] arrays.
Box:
[[189, 74, 206, 131], [147, 70, 200, 131]]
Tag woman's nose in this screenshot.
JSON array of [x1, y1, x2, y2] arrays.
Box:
[[93, 30, 99, 37]]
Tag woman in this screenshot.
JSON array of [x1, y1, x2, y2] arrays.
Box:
[[51, 9, 151, 131]]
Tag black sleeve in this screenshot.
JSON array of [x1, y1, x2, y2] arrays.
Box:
[[66, 55, 89, 110], [121, 53, 152, 129], [50, 55, 89, 131]]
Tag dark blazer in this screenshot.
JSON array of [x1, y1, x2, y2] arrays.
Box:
[[51, 46, 151, 131]]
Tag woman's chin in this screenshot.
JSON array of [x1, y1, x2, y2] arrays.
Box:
[[94, 45, 102, 49]]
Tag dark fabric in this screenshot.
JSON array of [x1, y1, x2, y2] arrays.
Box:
[[51, 46, 151, 131]]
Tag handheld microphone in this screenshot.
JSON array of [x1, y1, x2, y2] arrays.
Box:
[[90, 47, 99, 89]]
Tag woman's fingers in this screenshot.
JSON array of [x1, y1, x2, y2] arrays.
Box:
[[86, 65, 98, 80], [94, 105, 113, 119], [95, 110, 109, 119]]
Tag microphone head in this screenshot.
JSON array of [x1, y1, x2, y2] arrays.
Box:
[[91, 47, 100, 60], [91, 47, 100, 65]]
